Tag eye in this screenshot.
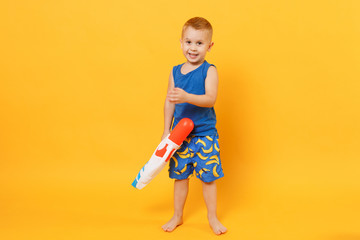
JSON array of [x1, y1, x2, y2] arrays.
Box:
[[197, 42, 202, 46], [186, 41, 191, 44]]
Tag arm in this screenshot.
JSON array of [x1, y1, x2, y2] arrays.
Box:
[[167, 66, 218, 108], [162, 70, 175, 140]]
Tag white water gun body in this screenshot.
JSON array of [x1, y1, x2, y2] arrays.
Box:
[[132, 118, 194, 190]]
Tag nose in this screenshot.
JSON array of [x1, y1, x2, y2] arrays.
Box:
[[190, 44, 197, 51]]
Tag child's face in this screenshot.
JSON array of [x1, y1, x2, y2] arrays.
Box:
[[180, 27, 214, 65]]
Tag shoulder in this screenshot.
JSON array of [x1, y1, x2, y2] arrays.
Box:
[[173, 62, 185, 70], [207, 65, 217, 74], [206, 66, 218, 81], [172, 62, 185, 75], [203, 61, 216, 70], [207, 66, 218, 82], [203, 61, 218, 78], [204, 60, 216, 68]]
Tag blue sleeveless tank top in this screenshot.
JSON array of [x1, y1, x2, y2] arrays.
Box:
[[171, 60, 217, 136]]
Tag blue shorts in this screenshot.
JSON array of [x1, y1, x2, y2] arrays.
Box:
[[168, 134, 224, 183]]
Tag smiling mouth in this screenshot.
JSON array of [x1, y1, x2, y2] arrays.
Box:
[[188, 53, 198, 58]]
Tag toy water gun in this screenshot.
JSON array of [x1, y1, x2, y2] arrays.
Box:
[[132, 118, 194, 190]]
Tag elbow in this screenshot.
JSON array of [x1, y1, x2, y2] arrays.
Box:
[[207, 96, 217, 108], [204, 98, 216, 108]]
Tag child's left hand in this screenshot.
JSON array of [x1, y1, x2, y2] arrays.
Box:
[[167, 88, 188, 104]]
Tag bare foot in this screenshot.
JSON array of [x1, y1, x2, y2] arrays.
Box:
[[162, 215, 183, 232], [208, 216, 227, 235]]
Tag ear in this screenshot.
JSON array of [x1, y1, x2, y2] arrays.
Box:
[[207, 42, 214, 52], [180, 38, 183, 48]]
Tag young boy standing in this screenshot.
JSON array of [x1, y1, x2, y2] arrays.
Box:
[[161, 17, 227, 235]]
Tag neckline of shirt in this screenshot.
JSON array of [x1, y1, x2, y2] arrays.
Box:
[[179, 60, 207, 76]]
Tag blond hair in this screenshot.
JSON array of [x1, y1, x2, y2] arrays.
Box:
[[181, 17, 213, 40]]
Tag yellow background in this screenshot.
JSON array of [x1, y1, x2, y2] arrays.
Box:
[[1, 0, 359, 239]]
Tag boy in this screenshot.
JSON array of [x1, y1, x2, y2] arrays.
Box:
[[161, 17, 227, 235]]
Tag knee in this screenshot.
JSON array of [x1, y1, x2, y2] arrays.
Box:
[[174, 179, 189, 186], [202, 180, 216, 186]]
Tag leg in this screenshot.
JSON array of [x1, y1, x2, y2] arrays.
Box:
[[162, 179, 189, 232], [202, 181, 227, 235]]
